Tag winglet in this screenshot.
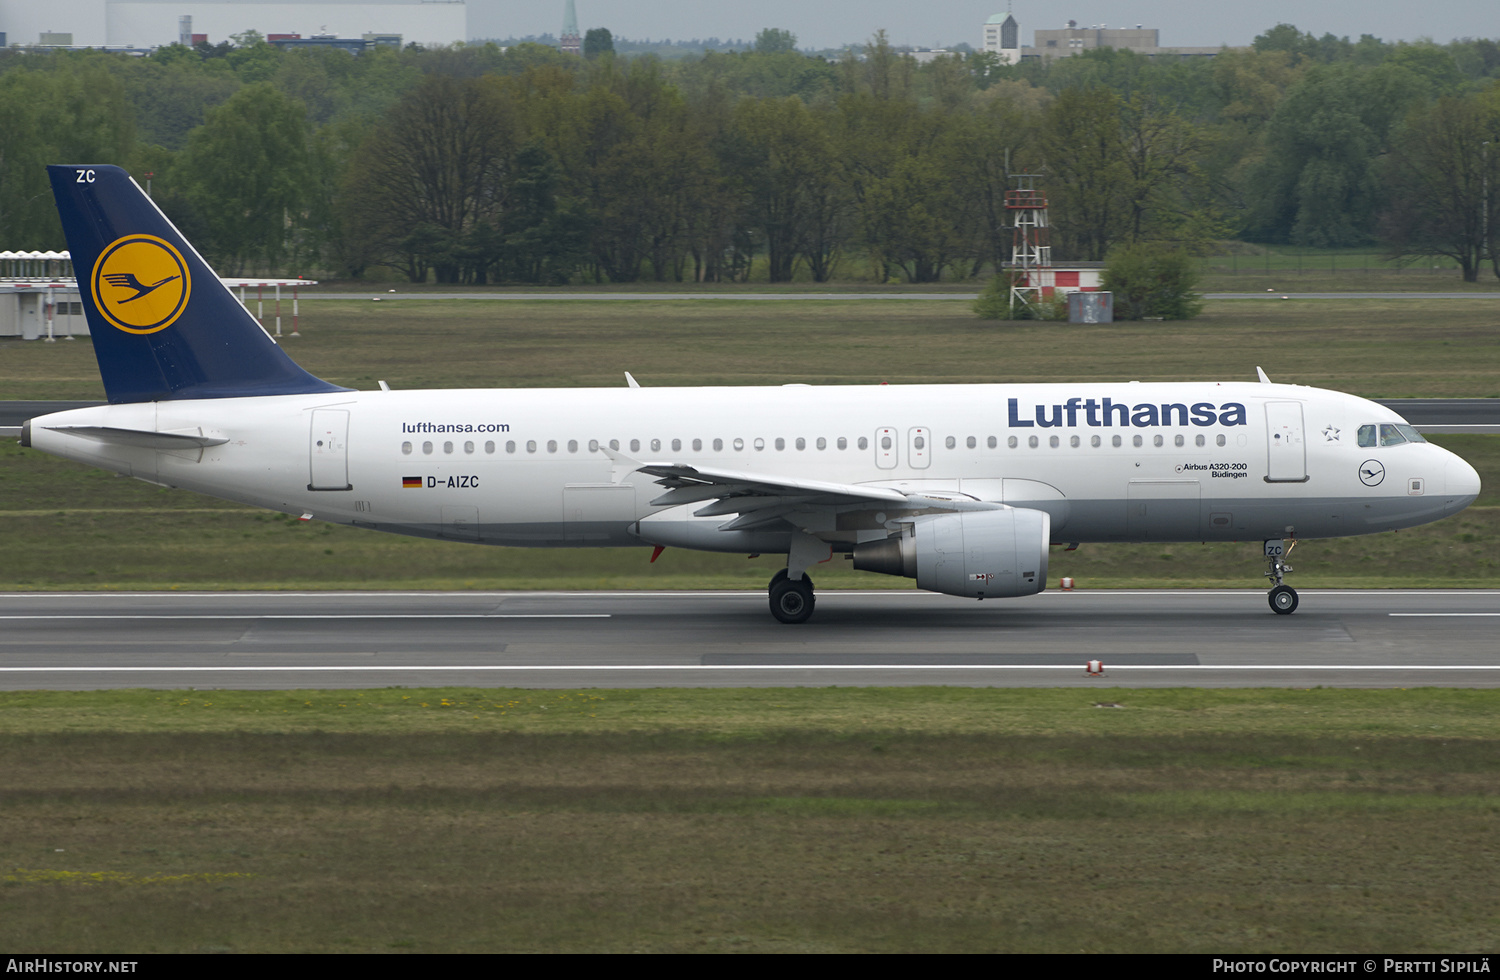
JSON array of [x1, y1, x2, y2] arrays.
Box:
[[1256, 367, 1272, 384], [624, 372, 641, 389], [600, 445, 646, 484]]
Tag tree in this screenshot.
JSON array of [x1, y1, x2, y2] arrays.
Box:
[[351, 74, 520, 282], [1042, 87, 1129, 261], [1101, 243, 1203, 320], [1379, 94, 1500, 282], [584, 28, 614, 60], [754, 29, 797, 55], [174, 82, 312, 272]]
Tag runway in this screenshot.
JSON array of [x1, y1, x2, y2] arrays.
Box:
[[2, 589, 1497, 690]]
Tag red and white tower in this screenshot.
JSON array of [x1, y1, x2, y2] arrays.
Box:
[[1006, 174, 1053, 316]]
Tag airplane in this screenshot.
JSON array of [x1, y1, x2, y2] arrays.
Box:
[[19, 165, 1483, 623]]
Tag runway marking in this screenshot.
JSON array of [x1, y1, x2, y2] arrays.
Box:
[[1388, 613, 1500, 617], [0, 664, 1496, 673], [0, 614, 610, 621]]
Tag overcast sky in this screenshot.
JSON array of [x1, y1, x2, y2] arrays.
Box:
[[468, 1, 1497, 50]]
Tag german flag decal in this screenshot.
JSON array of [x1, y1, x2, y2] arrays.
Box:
[[402, 476, 422, 488]]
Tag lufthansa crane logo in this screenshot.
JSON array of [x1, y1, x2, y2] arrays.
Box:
[[90, 234, 191, 334]]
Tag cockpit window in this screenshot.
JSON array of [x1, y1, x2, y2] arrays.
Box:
[[1358, 425, 1377, 448], [1379, 424, 1406, 447], [1396, 424, 1426, 444]]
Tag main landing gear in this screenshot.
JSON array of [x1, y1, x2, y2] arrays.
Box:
[[768, 568, 815, 624], [1265, 538, 1298, 615]]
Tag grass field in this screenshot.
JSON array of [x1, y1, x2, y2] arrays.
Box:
[[3, 295, 1497, 590], [5, 295, 1500, 399], [0, 687, 1496, 953]]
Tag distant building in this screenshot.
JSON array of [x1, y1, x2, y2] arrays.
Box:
[[982, 13, 1020, 65], [0, 0, 466, 49], [559, 0, 580, 55], [982, 14, 1227, 62]]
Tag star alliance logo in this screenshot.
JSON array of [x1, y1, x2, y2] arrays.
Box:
[[1323, 425, 1341, 442]]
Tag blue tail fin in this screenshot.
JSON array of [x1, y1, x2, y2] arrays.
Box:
[[48, 164, 348, 404]]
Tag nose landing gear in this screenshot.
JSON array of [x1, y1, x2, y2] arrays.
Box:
[[1265, 538, 1298, 615]]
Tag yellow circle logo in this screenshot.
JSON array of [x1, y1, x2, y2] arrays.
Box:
[[90, 235, 191, 335]]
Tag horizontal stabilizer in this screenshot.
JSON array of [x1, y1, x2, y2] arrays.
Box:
[[44, 425, 230, 450]]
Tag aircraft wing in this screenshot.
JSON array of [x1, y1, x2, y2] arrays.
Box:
[[605, 448, 998, 532]]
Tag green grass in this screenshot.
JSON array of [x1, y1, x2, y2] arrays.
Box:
[[0, 688, 1496, 952], [5, 294, 1500, 399], [1197, 243, 1500, 293]]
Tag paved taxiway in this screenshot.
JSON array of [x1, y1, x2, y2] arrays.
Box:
[[2, 590, 1497, 690]]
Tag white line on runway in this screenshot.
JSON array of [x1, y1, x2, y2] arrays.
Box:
[[5, 590, 1499, 599], [1, 664, 1496, 672], [0, 614, 610, 620], [1388, 613, 1500, 617]]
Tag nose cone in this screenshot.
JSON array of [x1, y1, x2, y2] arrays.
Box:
[[1445, 454, 1481, 509]]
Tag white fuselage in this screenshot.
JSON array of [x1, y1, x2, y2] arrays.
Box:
[[27, 381, 1480, 554]]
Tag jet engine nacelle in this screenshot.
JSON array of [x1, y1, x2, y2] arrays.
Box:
[[852, 507, 1050, 599]]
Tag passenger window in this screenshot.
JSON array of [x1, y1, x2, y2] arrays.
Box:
[[1153, 435, 1163, 448], [714, 438, 724, 451], [1380, 424, 1406, 447], [1133, 435, 1143, 448], [630, 439, 640, 452], [1070, 435, 1080, 448], [485, 441, 495, 454], [734, 438, 745, 451], [526, 441, 537, 453], [505, 441, 516, 453], [464, 441, 474, 454], [987, 436, 997, 449], [816, 437, 826, 450], [795, 437, 805, 450], [754, 438, 766, 451], [858, 437, 868, 450], [1358, 425, 1377, 448], [775, 438, 785, 450], [589, 440, 599, 452], [1195, 434, 1205, 447], [1090, 435, 1100, 448], [547, 440, 557, 453], [967, 436, 977, 449], [671, 439, 680, 451], [1174, 435, 1184, 447], [609, 439, 619, 451], [692, 439, 701, 451], [1028, 436, 1039, 448], [443, 441, 454, 454], [568, 440, 578, 453], [423, 441, 434, 455], [401, 441, 413, 455], [1049, 436, 1059, 448], [651, 439, 662, 452], [1216, 434, 1226, 447], [838, 437, 848, 450], [1008, 436, 1018, 448]]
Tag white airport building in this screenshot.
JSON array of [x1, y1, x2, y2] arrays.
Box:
[[0, 0, 469, 50], [983, 13, 1225, 62]]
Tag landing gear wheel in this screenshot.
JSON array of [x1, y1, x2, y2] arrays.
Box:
[[769, 575, 815, 624], [1269, 584, 1298, 615], [768, 568, 789, 591]]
